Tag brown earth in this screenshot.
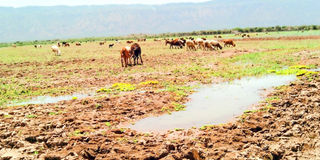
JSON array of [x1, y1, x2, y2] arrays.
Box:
[[1, 72, 319, 159], [1, 37, 320, 160]]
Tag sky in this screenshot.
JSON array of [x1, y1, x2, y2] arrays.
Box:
[[0, 0, 210, 7]]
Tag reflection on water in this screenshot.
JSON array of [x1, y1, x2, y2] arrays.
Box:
[[8, 93, 93, 106], [129, 75, 297, 132]]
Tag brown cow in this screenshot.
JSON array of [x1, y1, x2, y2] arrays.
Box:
[[120, 46, 132, 67], [223, 39, 236, 47], [75, 42, 81, 46], [99, 42, 105, 45], [210, 40, 223, 50], [186, 40, 196, 51], [127, 40, 133, 44], [168, 39, 183, 49], [62, 42, 70, 47], [204, 41, 215, 51], [195, 38, 205, 50], [120, 43, 143, 67]]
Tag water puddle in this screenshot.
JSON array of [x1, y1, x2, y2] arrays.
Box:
[[129, 74, 297, 132], [8, 93, 94, 106]]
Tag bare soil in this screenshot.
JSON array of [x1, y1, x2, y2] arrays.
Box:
[[1, 72, 320, 160]]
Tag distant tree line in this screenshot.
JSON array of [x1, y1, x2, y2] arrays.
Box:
[[151, 25, 320, 38], [1, 25, 319, 48]]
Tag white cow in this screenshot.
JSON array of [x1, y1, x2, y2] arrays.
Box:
[[51, 45, 61, 56]]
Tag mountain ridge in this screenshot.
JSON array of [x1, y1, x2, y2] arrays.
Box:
[[1, 0, 319, 42]]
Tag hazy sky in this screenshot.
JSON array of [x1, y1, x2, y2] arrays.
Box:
[[0, 0, 210, 7]]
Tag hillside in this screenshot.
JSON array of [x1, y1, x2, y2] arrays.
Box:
[[0, 0, 319, 42]]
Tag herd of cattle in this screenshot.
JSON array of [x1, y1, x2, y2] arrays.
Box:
[[30, 37, 236, 67], [165, 37, 235, 51]]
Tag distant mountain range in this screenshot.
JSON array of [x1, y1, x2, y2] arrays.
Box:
[[1, 0, 319, 42]]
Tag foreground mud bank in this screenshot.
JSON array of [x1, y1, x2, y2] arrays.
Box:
[[1, 73, 319, 160]]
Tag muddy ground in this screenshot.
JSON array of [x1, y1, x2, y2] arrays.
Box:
[[1, 36, 320, 160], [1, 73, 320, 160]]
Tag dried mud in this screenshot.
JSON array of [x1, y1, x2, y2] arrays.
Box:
[[1, 73, 320, 160]]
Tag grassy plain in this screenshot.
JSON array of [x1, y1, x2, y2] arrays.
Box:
[[1, 33, 320, 106]]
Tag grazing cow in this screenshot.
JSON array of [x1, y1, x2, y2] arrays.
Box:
[[180, 38, 186, 46], [186, 40, 196, 51], [223, 39, 236, 47], [99, 42, 105, 45], [204, 41, 215, 51], [51, 45, 61, 56], [57, 42, 61, 47], [127, 40, 133, 44], [75, 42, 81, 46], [34, 45, 42, 48], [168, 39, 183, 49], [130, 43, 143, 65], [12, 44, 16, 48], [218, 36, 222, 38], [154, 38, 161, 42], [120, 46, 132, 67], [109, 44, 114, 48], [195, 38, 205, 50], [61, 42, 70, 47], [210, 40, 223, 50], [242, 34, 247, 38], [165, 39, 172, 46]]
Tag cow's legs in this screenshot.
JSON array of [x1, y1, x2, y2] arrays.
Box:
[[140, 55, 143, 65], [121, 57, 124, 67]]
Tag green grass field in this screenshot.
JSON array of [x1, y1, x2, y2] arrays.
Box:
[[1, 32, 320, 107]]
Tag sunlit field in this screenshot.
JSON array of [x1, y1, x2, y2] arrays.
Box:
[[1, 31, 320, 159]]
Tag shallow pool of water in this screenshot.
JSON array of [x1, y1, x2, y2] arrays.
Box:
[[129, 74, 297, 132], [8, 93, 94, 106]]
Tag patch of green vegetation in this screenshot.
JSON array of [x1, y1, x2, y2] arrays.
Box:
[[161, 106, 172, 114], [48, 112, 58, 115], [165, 85, 194, 97], [105, 122, 112, 127], [70, 130, 88, 137], [265, 96, 280, 102], [111, 83, 136, 92], [289, 65, 311, 69], [33, 151, 39, 155], [4, 114, 13, 118], [96, 88, 113, 93], [26, 114, 37, 118], [174, 128, 184, 131], [172, 102, 186, 111], [72, 97, 78, 100], [95, 104, 102, 109], [144, 132, 152, 137], [132, 139, 139, 144], [139, 80, 159, 86], [199, 125, 215, 130]]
